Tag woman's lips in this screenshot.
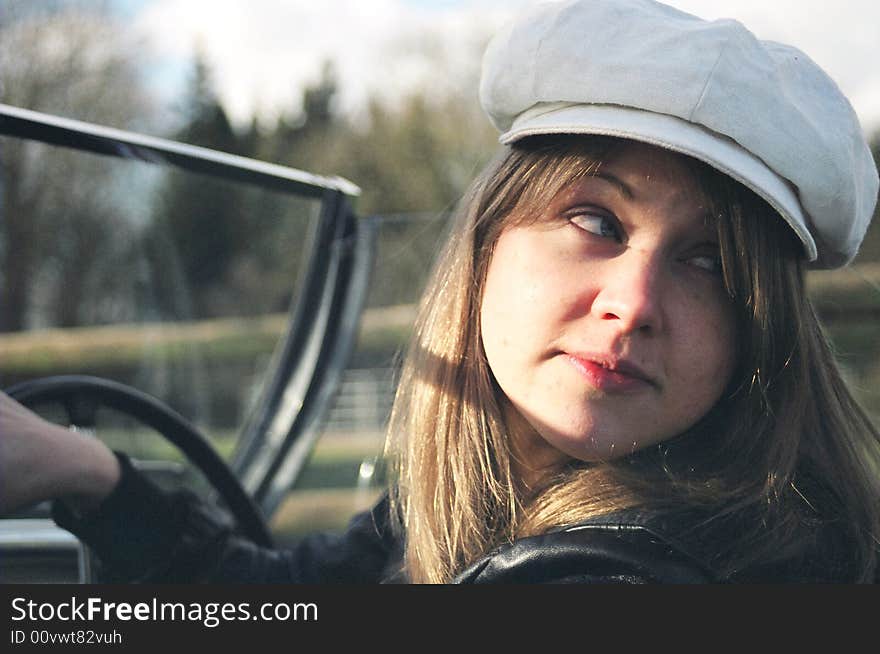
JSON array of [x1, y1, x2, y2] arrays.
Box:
[[565, 354, 656, 393]]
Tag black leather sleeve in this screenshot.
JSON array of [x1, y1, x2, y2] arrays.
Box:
[[52, 453, 399, 583]]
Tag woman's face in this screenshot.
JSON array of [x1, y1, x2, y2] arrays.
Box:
[[480, 141, 736, 465]]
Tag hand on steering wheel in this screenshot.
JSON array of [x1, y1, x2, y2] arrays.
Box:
[[4, 375, 273, 549]]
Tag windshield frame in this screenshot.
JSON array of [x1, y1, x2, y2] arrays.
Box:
[[0, 103, 376, 517]]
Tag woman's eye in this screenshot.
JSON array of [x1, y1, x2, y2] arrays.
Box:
[[569, 213, 620, 241]]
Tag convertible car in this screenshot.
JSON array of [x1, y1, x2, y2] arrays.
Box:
[[0, 103, 407, 582]]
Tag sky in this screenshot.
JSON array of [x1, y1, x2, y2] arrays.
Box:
[[127, 0, 880, 134]]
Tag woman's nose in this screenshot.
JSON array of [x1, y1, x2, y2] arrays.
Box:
[[590, 249, 664, 334]]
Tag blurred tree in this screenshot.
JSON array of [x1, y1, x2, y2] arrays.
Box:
[[262, 60, 341, 168], [250, 41, 500, 308], [342, 95, 490, 307], [147, 53, 255, 319], [0, 0, 153, 331], [852, 131, 880, 264], [173, 54, 245, 155]]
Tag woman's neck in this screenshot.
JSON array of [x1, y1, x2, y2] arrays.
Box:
[[501, 399, 570, 493]]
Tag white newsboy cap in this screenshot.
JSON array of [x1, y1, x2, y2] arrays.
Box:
[[479, 0, 879, 269]]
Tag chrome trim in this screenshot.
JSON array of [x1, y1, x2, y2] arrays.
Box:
[[257, 214, 378, 515], [0, 519, 81, 549], [0, 519, 92, 583], [232, 196, 378, 516]]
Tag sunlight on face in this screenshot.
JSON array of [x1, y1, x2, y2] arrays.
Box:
[[480, 141, 736, 465]]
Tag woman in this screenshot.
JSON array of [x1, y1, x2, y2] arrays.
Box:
[[1, 0, 878, 583], [390, 133, 878, 583]]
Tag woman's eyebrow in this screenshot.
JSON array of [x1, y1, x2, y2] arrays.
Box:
[[589, 171, 635, 199]]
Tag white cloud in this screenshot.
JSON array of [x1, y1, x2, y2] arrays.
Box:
[[133, 0, 880, 133], [134, 0, 513, 126]]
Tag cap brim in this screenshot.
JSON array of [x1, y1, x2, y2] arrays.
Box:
[[500, 103, 817, 262]]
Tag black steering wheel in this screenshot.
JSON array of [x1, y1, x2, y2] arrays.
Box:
[[5, 375, 273, 549]]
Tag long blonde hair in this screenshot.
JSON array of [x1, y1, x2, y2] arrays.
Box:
[[386, 135, 880, 583]]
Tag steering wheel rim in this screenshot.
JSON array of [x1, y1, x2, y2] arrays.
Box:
[[5, 374, 273, 549]]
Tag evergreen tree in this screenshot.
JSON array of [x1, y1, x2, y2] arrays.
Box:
[[148, 53, 253, 319]]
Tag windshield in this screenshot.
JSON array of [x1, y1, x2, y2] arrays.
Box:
[[0, 126, 325, 485]]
